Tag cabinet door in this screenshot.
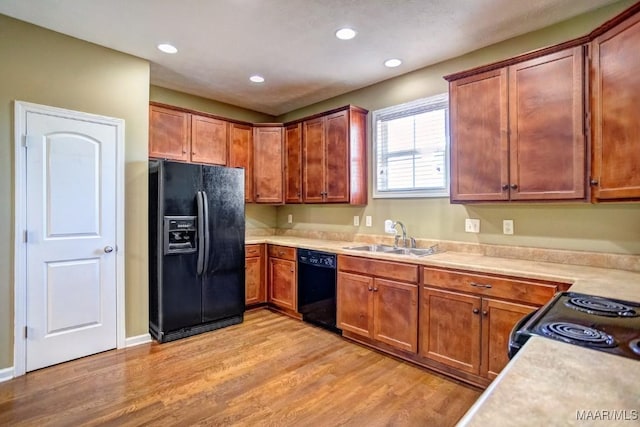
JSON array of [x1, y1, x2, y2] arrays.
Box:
[[285, 123, 303, 203], [591, 13, 640, 201], [481, 298, 537, 380], [337, 272, 374, 338], [245, 255, 265, 306], [508, 47, 585, 200], [268, 257, 296, 310], [372, 279, 418, 353], [191, 115, 228, 165], [149, 105, 190, 161], [303, 117, 326, 203], [324, 110, 350, 203], [449, 69, 509, 202], [228, 123, 253, 202], [419, 287, 481, 375], [253, 126, 284, 204]]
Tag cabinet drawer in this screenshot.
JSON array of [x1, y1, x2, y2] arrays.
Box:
[[245, 244, 262, 258], [338, 255, 418, 283], [422, 267, 561, 306], [268, 245, 296, 261]]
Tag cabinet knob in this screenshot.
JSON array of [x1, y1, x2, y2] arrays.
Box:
[[473, 308, 480, 314], [373, 287, 378, 292], [290, 269, 294, 272], [256, 194, 260, 198], [182, 150, 187, 154], [590, 179, 599, 186], [501, 184, 509, 191], [510, 184, 518, 190], [368, 286, 373, 291]]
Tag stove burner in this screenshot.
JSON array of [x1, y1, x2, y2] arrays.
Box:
[[565, 296, 638, 318], [630, 339, 640, 356], [540, 322, 617, 348]]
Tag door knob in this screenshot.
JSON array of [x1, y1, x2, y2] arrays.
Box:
[[104, 246, 114, 253]]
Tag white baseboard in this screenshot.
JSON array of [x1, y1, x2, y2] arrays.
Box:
[[0, 366, 14, 383], [125, 333, 152, 348]]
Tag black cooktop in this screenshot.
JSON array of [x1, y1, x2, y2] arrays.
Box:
[[511, 292, 640, 360]]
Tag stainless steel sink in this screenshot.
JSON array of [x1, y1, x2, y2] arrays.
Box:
[[343, 244, 441, 257]]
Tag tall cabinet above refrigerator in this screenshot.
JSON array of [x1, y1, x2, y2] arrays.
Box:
[[149, 159, 245, 342]]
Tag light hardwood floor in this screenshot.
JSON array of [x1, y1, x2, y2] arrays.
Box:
[[0, 309, 481, 426]]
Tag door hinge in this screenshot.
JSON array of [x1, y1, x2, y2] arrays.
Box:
[[22, 135, 28, 148], [24, 326, 28, 339], [23, 230, 28, 243]]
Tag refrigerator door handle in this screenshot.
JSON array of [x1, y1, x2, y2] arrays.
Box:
[[196, 191, 205, 275], [202, 190, 211, 273]]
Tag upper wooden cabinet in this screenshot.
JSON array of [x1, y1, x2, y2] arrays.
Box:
[[284, 123, 303, 203], [591, 10, 640, 202], [300, 106, 368, 205], [229, 123, 253, 203], [149, 105, 190, 162], [191, 115, 228, 165], [448, 46, 586, 202], [149, 104, 230, 166], [253, 125, 284, 204]]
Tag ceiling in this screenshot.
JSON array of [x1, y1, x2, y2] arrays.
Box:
[[0, 0, 620, 115]]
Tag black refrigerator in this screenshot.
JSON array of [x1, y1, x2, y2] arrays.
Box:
[[149, 159, 245, 343]]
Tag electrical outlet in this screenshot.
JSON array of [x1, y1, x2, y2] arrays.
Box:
[[353, 215, 360, 226], [465, 218, 480, 233], [365, 216, 372, 227], [503, 219, 514, 235], [287, 214, 293, 224]]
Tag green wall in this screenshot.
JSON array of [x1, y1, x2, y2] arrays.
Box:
[[276, 0, 640, 256], [0, 15, 150, 370]]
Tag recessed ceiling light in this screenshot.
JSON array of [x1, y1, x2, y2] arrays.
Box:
[[157, 43, 178, 54], [335, 28, 357, 40], [384, 58, 402, 68], [249, 75, 265, 83]]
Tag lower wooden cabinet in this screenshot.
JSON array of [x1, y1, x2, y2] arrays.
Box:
[[267, 245, 297, 311], [245, 244, 265, 306], [420, 267, 566, 381], [337, 256, 419, 353]]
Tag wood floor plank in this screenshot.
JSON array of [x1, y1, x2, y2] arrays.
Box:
[[0, 309, 481, 426]]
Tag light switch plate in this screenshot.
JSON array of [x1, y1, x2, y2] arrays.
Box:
[[287, 214, 293, 224]]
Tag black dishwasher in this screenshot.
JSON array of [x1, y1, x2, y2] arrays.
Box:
[[297, 249, 340, 334]]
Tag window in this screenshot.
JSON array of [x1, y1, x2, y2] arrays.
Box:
[[373, 93, 449, 198]]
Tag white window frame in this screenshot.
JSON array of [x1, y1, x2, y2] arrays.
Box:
[[372, 94, 450, 199]]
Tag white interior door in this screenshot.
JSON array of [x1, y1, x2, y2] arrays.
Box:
[[24, 110, 118, 372]]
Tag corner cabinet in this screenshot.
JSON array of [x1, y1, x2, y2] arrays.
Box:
[[284, 123, 303, 203], [253, 125, 284, 204], [229, 123, 254, 203], [300, 106, 368, 205], [448, 46, 586, 202], [591, 10, 640, 202]]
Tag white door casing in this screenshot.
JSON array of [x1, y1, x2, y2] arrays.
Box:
[[14, 101, 125, 375]]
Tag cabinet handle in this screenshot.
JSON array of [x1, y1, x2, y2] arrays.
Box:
[[368, 286, 373, 291], [182, 150, 187, 154], [278, 251, 285, 256], [590, 179, 599, 186], [510, 184, 518, 190], [256, 194, 260, 198], [482, 310, 488, 316], [290, 269, 294, 272], [473, 308, 480, 314], [501, 184, 509, 191], [373, 287, 378, 292], [469, 282, 492, 289]]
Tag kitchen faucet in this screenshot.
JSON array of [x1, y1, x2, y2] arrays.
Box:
[[393, 221, 410, 248]]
